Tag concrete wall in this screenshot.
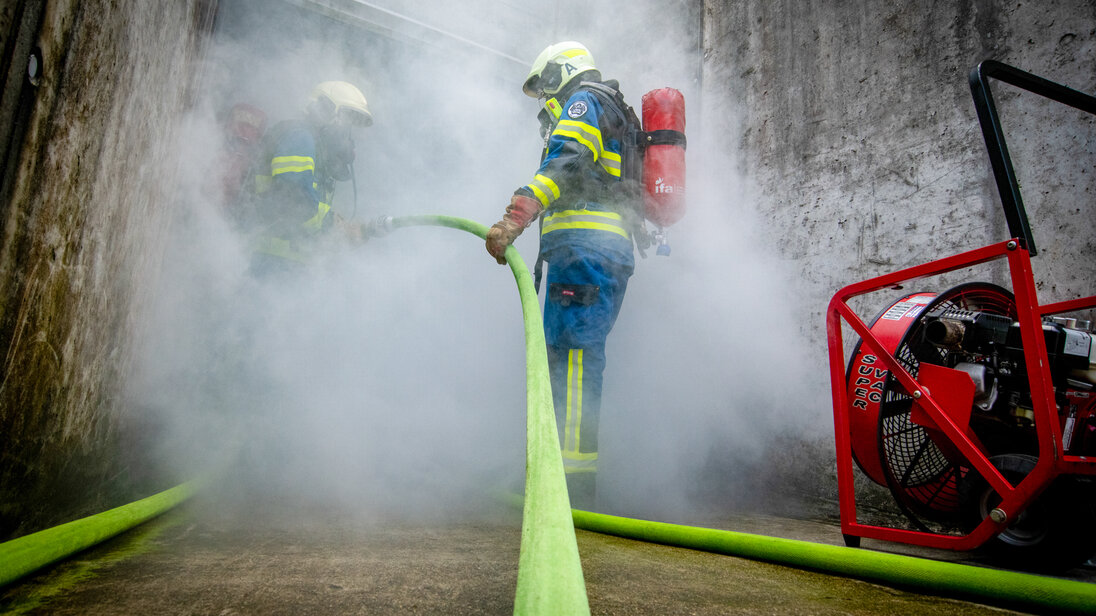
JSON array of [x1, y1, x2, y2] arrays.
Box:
[[703, 1, 1096, 351], [0, 0, 215, 540]]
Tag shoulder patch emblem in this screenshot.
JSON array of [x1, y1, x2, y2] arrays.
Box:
[[566, 101, 588, 119]]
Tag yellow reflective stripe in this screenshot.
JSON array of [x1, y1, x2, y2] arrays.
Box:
[[271, 155, 314, 176], [525, 172, 562, 207], [545, 209, 624, 222], [554, 119, 604, 161], [544, 210, 626, 225], [251, 236, 309, 262], [543, 221, 630, 238], [527, 184, 551, 207], [554, 119, 621, 176], [542, 210, 629, 239], [562, 348, 597, 474], [563, 467, 597, 474], [562, 451, 598, 474], [303, 201, 331, 231], [556, 119, 604, 152], [600, 150, 622, 177], [559, 48, 588, 59], [563, 348, 583, 453], [554, 128, 598, 160], [534, 174, 561, 200]]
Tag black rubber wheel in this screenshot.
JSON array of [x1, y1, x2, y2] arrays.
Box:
[[959, 453, 1096, 572]]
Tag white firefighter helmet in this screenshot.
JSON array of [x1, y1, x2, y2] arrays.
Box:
[[522, 41, 597, 98], [308, 81, 373, 128]]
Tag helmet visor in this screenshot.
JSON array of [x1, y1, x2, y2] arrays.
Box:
[[522, 73, 543, 98], [336, 106, 373, 128]]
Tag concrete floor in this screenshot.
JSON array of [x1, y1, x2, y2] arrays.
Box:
[[5, 492, 1090, 615]]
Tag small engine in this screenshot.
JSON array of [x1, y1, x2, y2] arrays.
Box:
[[921, 309, 1096, 457]]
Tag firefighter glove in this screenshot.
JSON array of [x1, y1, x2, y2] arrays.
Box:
[[486, 194, 543, 265], [332, 214, 366, 243]]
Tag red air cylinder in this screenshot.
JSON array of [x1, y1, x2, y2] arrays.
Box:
[[641, 88, 686, 228], [220, 103, 267, 205]]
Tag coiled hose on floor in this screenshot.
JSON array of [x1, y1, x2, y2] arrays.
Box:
[[2, 215, 1095, 615]]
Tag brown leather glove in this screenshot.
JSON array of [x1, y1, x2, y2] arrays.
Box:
[[339, 220, 366, 243], [331, 214, 366, 244], [486, 194, 543, 264]]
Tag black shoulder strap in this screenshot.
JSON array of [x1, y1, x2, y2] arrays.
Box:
[[578, 81, 641, 132], [576, 81, 652, 257]]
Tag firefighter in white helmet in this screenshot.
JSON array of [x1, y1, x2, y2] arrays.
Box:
[[248, 80, 376, 274], [486, 42, 644, 509]]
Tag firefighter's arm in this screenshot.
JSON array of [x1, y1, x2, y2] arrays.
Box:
[[483, 130, 583, 265], [485, 192, 543, 265], [485, 92, 605, 264], [541, 92, 616, 181]]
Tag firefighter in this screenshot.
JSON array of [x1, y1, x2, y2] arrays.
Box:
[[248, 80, 375, 275], [486, 42, 641, 509]]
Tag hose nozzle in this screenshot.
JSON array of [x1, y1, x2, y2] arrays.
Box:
[[368, 215, 394, 238]]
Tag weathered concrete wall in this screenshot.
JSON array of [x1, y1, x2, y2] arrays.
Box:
[[0, 1, 214, 540], [704, 1, 1096, 345]]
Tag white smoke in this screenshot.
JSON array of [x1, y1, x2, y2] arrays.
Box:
[[126, 0, 834, 525]]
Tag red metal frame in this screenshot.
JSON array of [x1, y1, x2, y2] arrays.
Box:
[[827, 238, 1096, 550]]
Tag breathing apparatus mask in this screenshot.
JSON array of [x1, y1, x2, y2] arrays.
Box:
[[306, 81, 373, 182], [317, 107, 368, 181]]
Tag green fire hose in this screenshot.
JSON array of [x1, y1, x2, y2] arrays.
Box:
[[571, 508, 1096, 614], [0, 480, 200, 588], [389, 215, 590, 615]]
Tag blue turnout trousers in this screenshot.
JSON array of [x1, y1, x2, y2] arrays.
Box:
[[542, 247, 632, 507]]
